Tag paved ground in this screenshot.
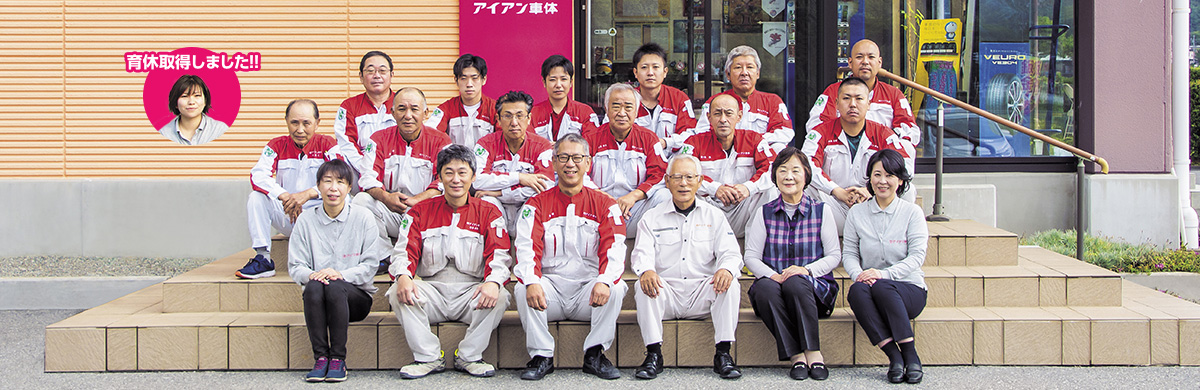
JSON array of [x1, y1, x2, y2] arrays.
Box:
[[1124, 272, 1200, 303], [0, 256, 212, 277], [10, 310, 1200, 389]]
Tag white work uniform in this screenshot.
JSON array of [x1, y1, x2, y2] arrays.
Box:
[[801, 120, 915, 232], [386, 197, 512, 362], [512, 187, 629, 358], [630, 200, 743, 346]]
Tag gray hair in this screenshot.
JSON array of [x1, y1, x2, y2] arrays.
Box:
[[603, 82, 642, 109], [394, 86, 427, 108], [667, 153, 702, 175], [724, 45, 761, 79], [553, 132, 591, 156]]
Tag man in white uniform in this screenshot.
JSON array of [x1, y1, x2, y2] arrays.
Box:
[[630, 154, 744, 380]]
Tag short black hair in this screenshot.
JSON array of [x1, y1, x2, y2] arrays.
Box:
[[454, 54, 488, 78], [437, 144, 476, 174], [865, 149, 912, 197], [632, 43, 667, 68], [358, 51, 393, 73], [168, 75, 211, 116], [838, 76, 870, 94], [541, 54, 574, 79], [771, 146, 812, 190], [285, 99, 319, 120], [495, 90, 534, 113], [316, 159, 356, 189]]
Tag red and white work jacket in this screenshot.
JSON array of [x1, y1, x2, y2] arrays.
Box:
[[471, 131, 555, 204], [359, 127, 451, 196], [513, 187, 627, 286], [334, 92, 395, 175], [805, 80, 920, 147], [678, 129, 774, 198], [531, 100, 599, 141], [426, 95, 499, 147], [585, 123, 667, 198], [391, 196, 512, 286], [250, 134, 341, 202], [802, 119, 911, 194], [695, 89, 795, 148]]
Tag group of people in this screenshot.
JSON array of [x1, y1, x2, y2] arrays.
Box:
[[239, 38, 929, 385]]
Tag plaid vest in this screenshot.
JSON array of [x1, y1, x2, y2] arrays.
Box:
[[760, 195, 836, 284]]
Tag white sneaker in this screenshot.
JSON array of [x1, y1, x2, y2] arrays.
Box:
[[398, 351, 445, 379], [454, 350, 496, 377]]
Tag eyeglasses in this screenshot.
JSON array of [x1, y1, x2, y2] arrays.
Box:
[[500, 112, 529, 121], [363, 67, 390, 75], [554, 154, 588, 163], [666, 173, 701, 183]]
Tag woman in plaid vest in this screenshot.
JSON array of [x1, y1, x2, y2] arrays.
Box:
[[743, 147, 841, 381]]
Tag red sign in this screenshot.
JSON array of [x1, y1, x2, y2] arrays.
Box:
[[460, 1, 574, 103]]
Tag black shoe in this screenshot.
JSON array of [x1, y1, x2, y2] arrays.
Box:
[[582, 353, 620, 380], [634, 351, 664, 379], [904, 362, 923, 384], [809, 362, 829, 380], [887, 361, 905, 384], [788, 362, 808, 380], [520, 356, 554, 380], [712, 352, 741, 379], [376, 257, 391, 276]]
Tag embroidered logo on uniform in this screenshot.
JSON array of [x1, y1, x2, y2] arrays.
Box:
[[806, 132, 819, 141], [399, 215, 411, 230], [474, 145, 486, 156], [814, 95, 827, 108], [432, 108, 443, 117], [520, 206, 533, 219], [337, 108, 346, 121], [364, 143, 374, 153], [263, 148, 275, 157], [679, 144, 694, 155]]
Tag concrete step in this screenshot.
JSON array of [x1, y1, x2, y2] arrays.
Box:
[[162, 244, 1120, 314], [45, 280, 1200, 372]]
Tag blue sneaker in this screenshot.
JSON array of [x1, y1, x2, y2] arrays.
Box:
[[235, 254, 275, 279], [305, 356, 328, 382], [325, 358, 347, 382]]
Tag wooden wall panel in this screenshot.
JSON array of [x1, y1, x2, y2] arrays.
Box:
[[0, 0, 459, 178]]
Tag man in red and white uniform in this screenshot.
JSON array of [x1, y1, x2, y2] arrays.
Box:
[[804, 39, 919, 155], [629, 43, 697, 155], [801, 77, 911, 231], [586, 83, 670, 237], [531, 55, 599, 141], [352, 87, 452, 256], [334, 51, 396, 176], [425, 54, 498, 147], [472, 91, 555, 233], [512, 133, 627, 381], [694, 46, 794, 151], [678, 94, 776, 237], [387, 145, 512, 379], [241, 99, 341, 279]]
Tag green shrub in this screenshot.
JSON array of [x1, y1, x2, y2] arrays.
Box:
[[1192, 68, 1200, 164], [1021, 229, 1200, 274]]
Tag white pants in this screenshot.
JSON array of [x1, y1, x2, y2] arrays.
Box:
[[807, 185, 916, 234], [352, 192, 404, 254], [514, 275, 628, 358], [625, 187, 671, 238], [246, 191, 319, 249], [702, 186, 778, 238], [634, 276, 739, 346], [387, 279, 510, 362], [479, 196, 522, 236]]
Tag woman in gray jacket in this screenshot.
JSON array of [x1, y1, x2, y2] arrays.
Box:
[[842, 149, 928, 384]]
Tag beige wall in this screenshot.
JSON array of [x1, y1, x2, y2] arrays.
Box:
[[0, 1, 460, 178]]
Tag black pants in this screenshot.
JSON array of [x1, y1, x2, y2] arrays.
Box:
[[748, 276, 836, 360], [846, 279, 926, 346], [303, 279, 372, 360]]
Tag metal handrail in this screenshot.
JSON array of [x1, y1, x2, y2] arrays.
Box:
[[876, 69, 1109, 173]]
